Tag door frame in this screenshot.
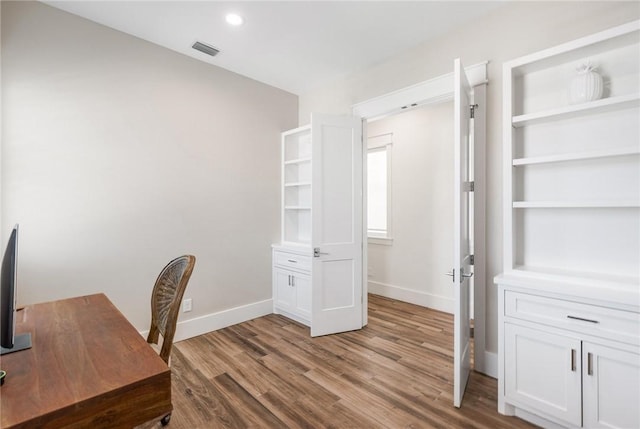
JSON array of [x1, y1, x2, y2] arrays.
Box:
[[352, 61, 489, 376]]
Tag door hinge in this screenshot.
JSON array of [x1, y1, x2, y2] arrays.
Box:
[[464, 181, 474, 192], [470, 104, 479, 119]]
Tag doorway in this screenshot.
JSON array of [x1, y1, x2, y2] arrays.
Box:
[[353, 62, 488, 376], [365, 102, 456, 316]]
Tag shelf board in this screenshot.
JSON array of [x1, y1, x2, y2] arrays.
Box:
[[513, 146, 640, 166], [513, 200, 640, 208], [512, 93, 640, 128], [284, 157, 311, 165], [284, 206, 311, 210], [284, 182, 311, 187], [507, 20, 640, 75]]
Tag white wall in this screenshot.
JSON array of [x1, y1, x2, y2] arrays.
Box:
[[299, 1, 640, 355], [1, 2, 298, 333], [367, 102, 454, 313]]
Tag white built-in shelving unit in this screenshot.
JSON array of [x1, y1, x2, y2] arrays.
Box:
[[281, 125, 312, 246], [496, 20, 640, 429], [502, 20, 640, 289], [273, 125, 313, 326]]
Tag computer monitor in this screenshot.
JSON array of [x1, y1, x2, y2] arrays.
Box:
[[1, 225, 32, 355]]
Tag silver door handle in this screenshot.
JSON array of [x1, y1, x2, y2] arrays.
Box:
[[446, 269, 473, 283], [313, 247, 329, 257]]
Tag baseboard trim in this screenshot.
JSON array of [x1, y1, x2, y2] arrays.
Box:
[[368, 280, 453, 314], [140, 299, 274, 342], [482, 351, 498, 379]]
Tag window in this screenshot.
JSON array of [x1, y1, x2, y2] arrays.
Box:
[[367, 133, 392, 242]]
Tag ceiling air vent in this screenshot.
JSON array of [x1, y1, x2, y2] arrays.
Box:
[[192, 41, 220, 57]]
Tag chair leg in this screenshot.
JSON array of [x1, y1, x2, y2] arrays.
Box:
[[161, 413, 171, 426]]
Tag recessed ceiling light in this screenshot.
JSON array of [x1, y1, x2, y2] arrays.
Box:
[[225, 13, 243, 26]]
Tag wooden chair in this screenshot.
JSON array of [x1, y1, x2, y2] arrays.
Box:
[[147, 255, 196, 426]]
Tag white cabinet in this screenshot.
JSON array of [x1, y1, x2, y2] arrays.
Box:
[[497, 20, 640, 429], [272, 247, 311, 326], [499, 287, 640, 429], [273, 115, 364, 337], [273, 124, 313, 326]]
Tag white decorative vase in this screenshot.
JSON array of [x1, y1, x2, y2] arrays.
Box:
[[569, 62, 604, 104]]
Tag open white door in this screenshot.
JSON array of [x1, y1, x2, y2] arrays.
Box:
[[310, 114, 363, 337], [453, 59, 474, 407]]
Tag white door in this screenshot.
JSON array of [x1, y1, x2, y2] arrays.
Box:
[[311, 114, 363, 337], [453, 58, 474, 408]]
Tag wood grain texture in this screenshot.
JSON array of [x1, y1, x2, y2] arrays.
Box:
[[1, 294, 172, 428], [139, 294, 536, 429], [147, 255, 196, 364]]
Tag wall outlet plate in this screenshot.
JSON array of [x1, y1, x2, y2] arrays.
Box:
[[182, 298, 192, 313]]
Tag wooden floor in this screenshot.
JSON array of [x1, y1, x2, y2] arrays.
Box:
[[142, 295, 536, 428]]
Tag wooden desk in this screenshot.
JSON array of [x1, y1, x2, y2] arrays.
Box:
[[0, 294, 172, 428]]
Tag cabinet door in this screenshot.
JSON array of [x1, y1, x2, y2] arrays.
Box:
[[504, 324, 582, 426], [583, 343, 640, 429], [274, 268, 296, 313], [292, 272, 311, 320]]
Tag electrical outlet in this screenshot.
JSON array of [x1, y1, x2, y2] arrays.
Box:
[[182, 298, 192, 313]]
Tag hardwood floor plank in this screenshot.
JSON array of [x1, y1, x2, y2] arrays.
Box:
[[152, 294, 536, 429]]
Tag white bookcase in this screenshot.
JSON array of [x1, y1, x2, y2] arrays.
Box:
[[497, 20, 640, 429], [273, 125, 313, 326], [272, 115, 362, 335], [282, 125, 312, 245], [503, 20, 640, 285]]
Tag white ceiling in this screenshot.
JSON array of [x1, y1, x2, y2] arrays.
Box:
[[44, 1, 504, 95]]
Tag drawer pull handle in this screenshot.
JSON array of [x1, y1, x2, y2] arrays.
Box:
[[287, 259, 297, 263], [571, 349, 576, 372], [587, 352, 593, 376], [567, 315, 599, 324]]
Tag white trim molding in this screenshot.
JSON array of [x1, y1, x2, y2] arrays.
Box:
[[483, 351, 498, 379], [369, 280, 453, 314], [140, 298, 274, 343], [353, 62, 488, 120]]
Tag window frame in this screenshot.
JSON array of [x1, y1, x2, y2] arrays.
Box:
[[366, 133, 393, 244]]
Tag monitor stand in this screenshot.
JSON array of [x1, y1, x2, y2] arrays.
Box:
[[0, 333, 32, 355]]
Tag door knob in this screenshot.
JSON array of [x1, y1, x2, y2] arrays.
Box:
[[313, 248, 329, 258]]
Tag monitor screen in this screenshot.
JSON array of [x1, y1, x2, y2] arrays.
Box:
[[0, 225, 18, 349], [1, 224, 31, 355]]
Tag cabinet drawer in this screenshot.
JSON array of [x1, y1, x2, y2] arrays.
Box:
[[505, 291, 640, 346], [274, 251, 311, 272]]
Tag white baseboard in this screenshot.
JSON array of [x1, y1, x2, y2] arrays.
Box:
[[140, 298, 273, 342], [482, 351, 498, 379], [368, 280, 453, 314]]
